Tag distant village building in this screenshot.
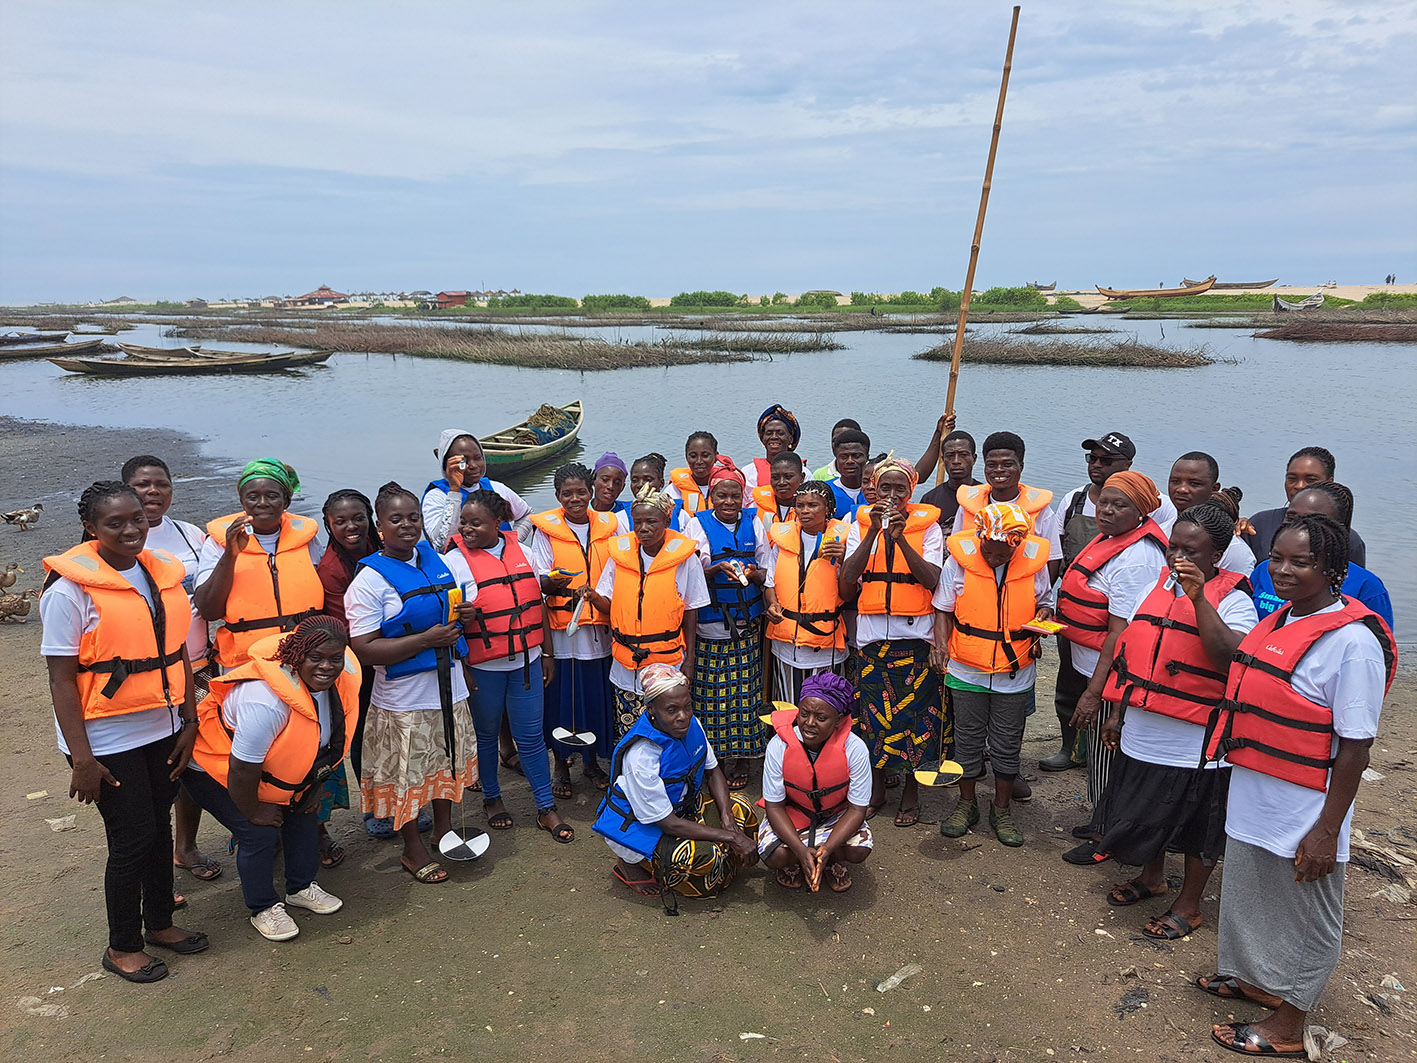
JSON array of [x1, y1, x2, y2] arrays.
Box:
[[436, 290, 471, 308], [289, 285, 349, 307], [104, 296, 139, 305]]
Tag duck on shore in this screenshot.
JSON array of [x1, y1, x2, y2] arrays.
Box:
[[2, 504, 43, 531]]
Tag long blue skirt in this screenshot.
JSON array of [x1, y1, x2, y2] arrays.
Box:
[[543, 654, 615, 762]]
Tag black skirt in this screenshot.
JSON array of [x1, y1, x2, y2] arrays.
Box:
[[1099, 749, 1229, 866]]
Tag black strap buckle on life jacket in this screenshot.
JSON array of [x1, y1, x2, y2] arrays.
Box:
[[860, 571, 917, 584], [80, 647, 185, 699], [953, 619, 1033, 644], [1229, 650, 1296, 685], [781, 605, 842, 638], [1136, 611, 1202, 638], [1163, 659, 1227, 684], [612, 627, 682, 665], [1214, 735, 1335, 772], [396, 580, 452, 604], [226, 608, 319, 634]]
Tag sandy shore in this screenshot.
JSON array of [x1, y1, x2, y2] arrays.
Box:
[[1, 417, 1414, 1062], [1055, 283, 1416, 310]]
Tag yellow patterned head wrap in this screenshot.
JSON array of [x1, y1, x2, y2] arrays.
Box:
[[631, 481, 675, 515], [976, 500, 1030, 545]]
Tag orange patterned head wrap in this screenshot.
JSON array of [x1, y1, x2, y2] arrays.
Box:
[[976, 501, 1030, 545], [869, 453, 919, 495]]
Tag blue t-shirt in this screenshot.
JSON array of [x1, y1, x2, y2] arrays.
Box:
[[1249, 559, 1394, 631]]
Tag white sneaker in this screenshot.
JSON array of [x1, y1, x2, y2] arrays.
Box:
[[250, 902, 300, 941], [285, 882, 343, 915]]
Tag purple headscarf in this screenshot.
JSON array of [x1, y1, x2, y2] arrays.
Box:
[[594, 451, 628, 475], [799, 672, 855, 715]]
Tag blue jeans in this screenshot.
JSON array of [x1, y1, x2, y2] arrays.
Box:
[[469, 657, 554, 809], [181, 768, 319, 915]]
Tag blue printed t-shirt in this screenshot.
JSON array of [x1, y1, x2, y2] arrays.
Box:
[[1249, 559, 1394, 631]]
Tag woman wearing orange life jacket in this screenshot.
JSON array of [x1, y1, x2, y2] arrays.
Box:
[[193, 459, 324, 672], [1055, 470, 1168, 849], [742, 403, 804, 501], [1199, 515, 1395, 1060], [839, 456, 944, 828], [763, 480, 848, 702], [586, 483, 710, 740], [182, 618, 359, 943], [932, 502, 1053, 849], [529, 463, 618, 799], [41, 482, 204, 984], [1092, 503, 1258, 941], [666, 431, 722, 516], [758, 673, 873, 893], [452, 489, 571, 842]]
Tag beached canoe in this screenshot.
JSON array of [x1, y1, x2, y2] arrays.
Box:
[[0, 331, 68, 346], [480, 400, 584, 473], [1183, 277, 1278, 290], [1027, 281, 1056, 291], [117, 342, 205, 359], [1096, 276, 1215, 300], [48, 349, 333, 376], [1273, 292, 1325, 312], [0, 337, 109, 360]]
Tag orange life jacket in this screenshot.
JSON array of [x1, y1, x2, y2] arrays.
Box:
[[193, 634, 361, 807], [206, 512, 323, 669], [771, 707, 854, 832], [43, 542, 191, 720], [944, 531, 1050, 675], [530, 508, 616, 630], [751, 483, 795, 531], [767, 519, 848, 652], [453, 532, 545, 666], [956, 482, 1054, 531], [1204, 599, 1396, 791], [606, 530, 698, 669], [854, 505, 941, 616], [668, 468, 710, 514], [1054, 519, 1168, 650], [1103, 568, 1251, 724]]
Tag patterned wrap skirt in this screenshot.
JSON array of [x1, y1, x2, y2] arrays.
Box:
[[613, 687, 647, 740], [359, 700, 478, 830], [632, 791, 761, 899], [692, 630, 767, 759], [544, 654, 615, 762], [853, 640, 948, 770]]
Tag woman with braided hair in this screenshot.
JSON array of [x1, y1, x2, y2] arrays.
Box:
[[184, 616, 360, 942], [1199, 513, 1396, 1058], [41, 481, 205, 982], [1248, 481, 1392, 628], [1090, 501, 1257, 939]]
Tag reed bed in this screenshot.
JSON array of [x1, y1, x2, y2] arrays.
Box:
[[166, 323, 750, 369], [1252, 322, 1417, 343], [671, 332, 843, 353], [913, 336, 1219, 368], [1008, 323, 1116, 335], [0, 315, 137, 331]]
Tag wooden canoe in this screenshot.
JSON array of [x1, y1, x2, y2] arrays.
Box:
[[1, 337, 108, 360], [1026, 281, 1056, 291], [118, 343, 205, 359], [49, 349, 333, 376], [479, 400, 584, 472], [1273, 292, 1325, 312], [1183, 277, 1277, 290], [1096, 276, 1215, 300], [0, 331, 68, 346]]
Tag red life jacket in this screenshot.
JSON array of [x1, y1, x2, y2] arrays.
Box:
[[1203, 598, 1396, 791], [771, 708, 854, 833], [1103, 568, 1251, 724], [1055, 519, 1168, 650], [453, 532, 545, 666]]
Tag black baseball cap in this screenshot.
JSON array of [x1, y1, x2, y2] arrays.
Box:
[[1081, 432, 1136, 459]]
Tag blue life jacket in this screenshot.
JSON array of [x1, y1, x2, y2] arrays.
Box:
[[355, 542, 469, 679], [828, 477, 863, 521], [423, 477, 512, 532], [615, 498, 686, 529], [696, 511, 763, 631], [592, 711, 709, 860]]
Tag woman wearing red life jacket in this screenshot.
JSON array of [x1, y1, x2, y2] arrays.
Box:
[[1093, 502, 1258, 941], [1199, 514, 1395, 1059], [758, 672, 873, 893]]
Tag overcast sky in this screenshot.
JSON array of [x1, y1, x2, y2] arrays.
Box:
[[2, 0, 1414, 304]]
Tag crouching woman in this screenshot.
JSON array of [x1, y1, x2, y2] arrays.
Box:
[[759, 672, 873, 892], [593, 664, 760, 910], [183, 618, 360, 942]]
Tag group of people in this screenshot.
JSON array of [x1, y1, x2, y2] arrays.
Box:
[[40, 406, 1398, 1057]]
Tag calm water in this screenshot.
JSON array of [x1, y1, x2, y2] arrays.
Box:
[[3, 319, 1413, 644]]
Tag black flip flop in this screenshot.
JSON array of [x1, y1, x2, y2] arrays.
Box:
[[102, 952, 168, 984], [537, 811, 575, 844], [144, 931, 210, 955], [1062, 842, 1112, 865], [1196, 974, 1280, 1008], [1141, 912, 1201, 939], [1210, 1022, 1305, 1058], [1107, 878, 1168, 906]]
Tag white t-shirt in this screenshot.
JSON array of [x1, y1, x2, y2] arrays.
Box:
[[931, 555, 1055, 693], [594, 545, 711, 692], [604, 730, 720, 864], [1067, 536, 1168, 680], [222, 681, 332, 764], [145, 516, 211, 663], [1154, 512, 1253, 574], [762, 726, 873, 807], [420, 479, 531, 552], [1224, 600, 1387, 862], [528, 523, 612, 662], [460, 538, 543, 673], [764, 529, 849, 669], [1118, 579, 1257, 768], [344, 553, 472, 712], [194, 531, 324, 588], [844, 520, 944, 645], [40, 569, 184, 756], [1052, 485, 1178, 561], [684, 512, 770, 640]]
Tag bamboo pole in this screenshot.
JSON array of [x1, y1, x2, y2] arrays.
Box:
[[939, 5, 1021, 485]]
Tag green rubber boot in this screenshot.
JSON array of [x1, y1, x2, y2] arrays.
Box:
[[990, 804, 1024, 847], [939, 799, 980, 838]]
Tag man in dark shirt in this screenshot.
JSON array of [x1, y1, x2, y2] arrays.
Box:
[[1242, 445, 1366, 566], [919, 430, 980, 527]]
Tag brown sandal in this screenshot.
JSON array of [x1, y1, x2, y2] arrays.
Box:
[[827, 862, 852, 892], [776, 865, 804, 890]]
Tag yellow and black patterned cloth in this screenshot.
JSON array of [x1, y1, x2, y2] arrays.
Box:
[[854, 640, 949, 770], [637, 791, 760, 899], [692, 629, 767, 759]]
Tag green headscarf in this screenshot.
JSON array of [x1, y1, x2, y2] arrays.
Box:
[[239, 458, 300, 495]]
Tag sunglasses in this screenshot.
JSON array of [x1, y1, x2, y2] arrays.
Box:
[[1086, 452, 1125, 465]]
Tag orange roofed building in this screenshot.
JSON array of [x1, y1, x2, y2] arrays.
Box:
[[289, 285, 349, 307]]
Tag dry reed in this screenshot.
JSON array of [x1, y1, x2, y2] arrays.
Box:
[[913, 336, 1218, 367], [1252, 322, 1417, 343]]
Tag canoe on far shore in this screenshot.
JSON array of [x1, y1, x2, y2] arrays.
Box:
[[117, 342, 205, 359], [480, 400, 584, 473], [0, 337, 108, 359], [49, 349, 333, 376], [1096, 276, 1215, 300], [1182, 277, 1278, 290]]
